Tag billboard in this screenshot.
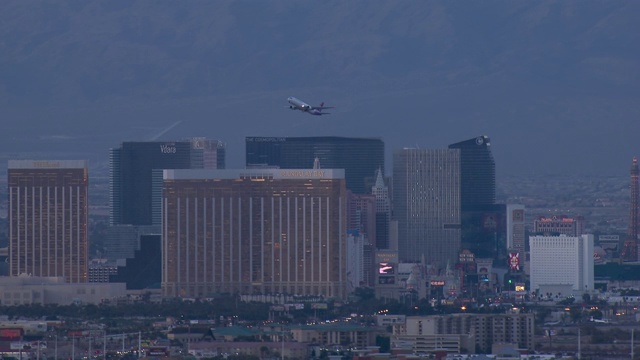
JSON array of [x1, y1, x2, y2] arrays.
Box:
[[378, 276, 395, 285], [0, 328, 23, 341], [509, 252, 520, 271], [378, 262, 395, 274]]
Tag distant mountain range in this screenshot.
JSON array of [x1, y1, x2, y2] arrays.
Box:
[[0, 0, 638, 176]]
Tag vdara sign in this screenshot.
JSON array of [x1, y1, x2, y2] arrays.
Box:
[[280, 170, 326, 178], [160, 144, 177, 154]]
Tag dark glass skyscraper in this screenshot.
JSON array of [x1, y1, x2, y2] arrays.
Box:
[[110, 141, 193, 226], [448, 136, 501, 261], [245, 136, 384, 194], [110, 139, 225, 226], [448, 136, 495, 211]]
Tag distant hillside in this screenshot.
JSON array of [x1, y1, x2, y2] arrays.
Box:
[[0, 1, 638, 176]]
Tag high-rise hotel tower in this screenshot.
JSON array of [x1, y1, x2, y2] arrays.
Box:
[[162, 168, 347, 299], [245, 136, 383, 194], [393, 149, 461, 264], [8, 160, 88, 282]]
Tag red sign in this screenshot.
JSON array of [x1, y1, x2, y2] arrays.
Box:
[[0, 328, 22, 340]]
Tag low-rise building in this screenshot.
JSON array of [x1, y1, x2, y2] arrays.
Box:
[[0, 275, 126, 305], [391, 314, 535, 354], [289, 323, 380, 349]]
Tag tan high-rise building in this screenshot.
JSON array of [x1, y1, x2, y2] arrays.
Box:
[[8, 160, 88, 283], [162, 168, 347, 298]]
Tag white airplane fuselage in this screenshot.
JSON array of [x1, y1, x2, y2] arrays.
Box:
[[287, 96, 329, 115]]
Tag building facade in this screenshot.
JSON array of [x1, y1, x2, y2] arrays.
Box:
[[392, 148, 461, 265], [529, 234, 594, 295], [0, 276, 126, 305], [392, 313, 535, 354], [506, 204, 526, 255], [449, 136, 501, 262], [533, 215, 585, 237], [8, 160, 88, 283], [162, 168, 347, 299], [448, 136, 495, 211], [372, 169, 391, 250], [110, 139, 225, 227], [245, 136, 384, 194]]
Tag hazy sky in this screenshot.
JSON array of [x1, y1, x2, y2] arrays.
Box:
[[0, 0, 638, 177]]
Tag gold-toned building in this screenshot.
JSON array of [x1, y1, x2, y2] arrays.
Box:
[[162, 168, 347, 299], [8, 160, 88, 283]]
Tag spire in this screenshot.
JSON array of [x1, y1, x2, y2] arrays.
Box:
[[374, 167, 385, 187], [313, 157, 320, 169]]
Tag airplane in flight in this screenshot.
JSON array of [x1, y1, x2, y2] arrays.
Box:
[[287, 96, 334, 115]]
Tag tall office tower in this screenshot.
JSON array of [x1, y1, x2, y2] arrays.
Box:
[[346, 231, 365, 292], [8, 160, 88, 283], [346, 192, 376, 240], [162, 168, 347, 299], [622, 157, 639, 262], [533, 215, 585, 236], [448, 136, 499, 260], [346, 192, 376, 287], [529, 234, 594, 296], [448, 136, 495, 210], [393, 148, 461, 265], [109, 139, 225, 226], [372, 168, 391, 249], [506, 204, 526, 256], [245, 136, 384, 194]]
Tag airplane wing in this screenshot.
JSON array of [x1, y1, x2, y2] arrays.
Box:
[[311, 102, 334, 110]]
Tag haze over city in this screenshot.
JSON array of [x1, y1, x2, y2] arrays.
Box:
[[0, 1, 639, 177]]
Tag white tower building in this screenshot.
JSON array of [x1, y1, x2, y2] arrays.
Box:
[[529, 234, 594, 297]]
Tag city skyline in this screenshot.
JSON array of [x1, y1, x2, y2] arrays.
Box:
[[0, 2, 638, 177]]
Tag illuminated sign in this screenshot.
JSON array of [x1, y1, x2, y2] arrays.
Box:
[[509, 252, 520, 271], [378, 262, 395, 274], [160, 144, 177, 154], [0, 328, 22, 340], [279, 170, 326, 178], [515, 283, 525, 292], [430, 280, 445, 286]]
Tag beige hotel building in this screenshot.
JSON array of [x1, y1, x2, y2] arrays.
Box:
[[162, 168, 347, 299], [8, 160, 88, 283]]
